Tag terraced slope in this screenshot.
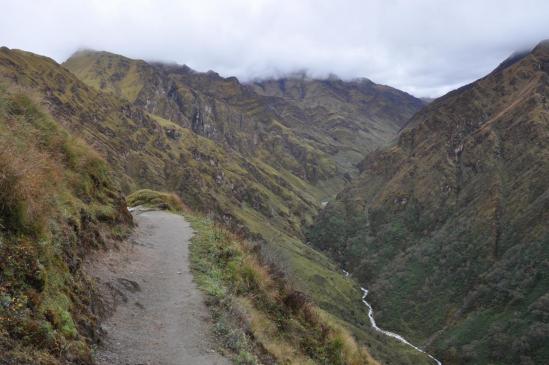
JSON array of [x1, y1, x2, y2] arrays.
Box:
[[308, 41, 549, 365]]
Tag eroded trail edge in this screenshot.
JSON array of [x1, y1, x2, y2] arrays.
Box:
[[87, 210, 229, 365]]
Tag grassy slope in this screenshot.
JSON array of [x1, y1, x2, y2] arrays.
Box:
[[125, 190, 387, 365], [126, 189, 188, 212], [0, 89, 132, 364], [308, 42, 549, 365], [251, 76, 424, 170], [187, 214, 378, 365], [65, 53, 436, 364], [0, 47, 433, 364], [0, 48, 322, 238], [63, 51, 342, 185]]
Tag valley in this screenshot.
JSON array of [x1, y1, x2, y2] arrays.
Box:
[[0, 37, 547, 365], [308, 40, 549, 364], [0, 47, 429, 364]]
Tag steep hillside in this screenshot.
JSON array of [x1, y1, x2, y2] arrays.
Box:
[[308, 41, 549, 364], [0, 47, 325, 238], [1, 47, 434, 364], [0, 88, 131, 364], [64, 50, 423, 181], [125, 189, 378, 364], [251, 75, 424, 168]]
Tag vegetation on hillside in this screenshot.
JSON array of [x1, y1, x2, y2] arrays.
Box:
[[187, 213, 379, 365], [65, 50, 423, 179], [64, 50, 340, 185], [0, 47, 437, 363], [0, 89, 132, 364], [308, 42, 549, 365], [0, 43, 469, 365], [124, 188, 434, 364], [251, 76, 424, 170]]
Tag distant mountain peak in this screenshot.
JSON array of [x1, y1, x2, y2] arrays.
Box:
[[493, 39, 549, 74], [493, 49, 530, 73], [68, 48, 124, 60], [532, 38, 549, 59]]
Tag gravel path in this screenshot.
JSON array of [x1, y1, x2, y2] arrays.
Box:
[[87, 210, 229, 365]]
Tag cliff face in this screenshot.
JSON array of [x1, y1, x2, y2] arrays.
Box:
[[308, 41, 549, 365]]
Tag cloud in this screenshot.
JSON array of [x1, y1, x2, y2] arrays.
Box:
[[1, 0, 548, 97]]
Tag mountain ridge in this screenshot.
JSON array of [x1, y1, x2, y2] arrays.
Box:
[[308, 40, 549, 365], [1, 46, 434, 364], [64, 49, 424, 175]]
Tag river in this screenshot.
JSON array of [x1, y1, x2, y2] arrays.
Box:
[[344, 269, 442, 365]]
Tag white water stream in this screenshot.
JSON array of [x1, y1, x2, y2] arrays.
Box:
[[344, 269, 442, 365]]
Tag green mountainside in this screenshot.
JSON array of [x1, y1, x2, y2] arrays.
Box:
[[308, 41, 549, 364], [251, 75, 423, 169], [0, 86, 132, 363], [0, 47, 432, 364], [4, 38, 548, 365], [64, 50, 423, 184]]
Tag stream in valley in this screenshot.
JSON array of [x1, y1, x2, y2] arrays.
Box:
[[344, 270, 442, 365]]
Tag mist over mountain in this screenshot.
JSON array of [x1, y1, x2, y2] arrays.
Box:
[[2, 1, 549, 97], [0, 45, 431, 364], [1, 2, 548, 365]]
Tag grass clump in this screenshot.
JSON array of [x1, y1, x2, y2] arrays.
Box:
[[187, 213, 379, 365], [127, 189, 188, 212]]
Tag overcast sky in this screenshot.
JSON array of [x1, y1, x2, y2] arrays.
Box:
[[1, 0, 548, 97]]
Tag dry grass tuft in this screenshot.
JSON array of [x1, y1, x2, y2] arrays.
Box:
[[0, 136, 59, 235]]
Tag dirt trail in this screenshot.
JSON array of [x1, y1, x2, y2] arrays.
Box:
[[87, 210, 229, 365]]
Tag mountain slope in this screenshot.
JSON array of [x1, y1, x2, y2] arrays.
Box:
[[0, 87, 132, 364], [251, 75, 424, 168], [64, 51, 337, 185], [308, 41, 549, 365], [1, 47, 434, 364], [1, 47, 326, 236], [64, 50, 423, 182]]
